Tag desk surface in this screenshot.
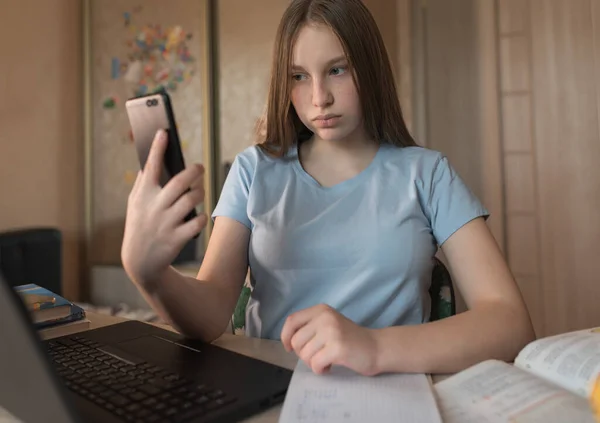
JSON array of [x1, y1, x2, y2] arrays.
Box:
[[61, 312, 451, 422]]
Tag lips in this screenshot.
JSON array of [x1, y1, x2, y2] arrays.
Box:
[[312, 114, 341, 128], [313, 114, 340, 121]]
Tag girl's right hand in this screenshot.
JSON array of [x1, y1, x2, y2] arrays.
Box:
[[121, 129, 208, 287]]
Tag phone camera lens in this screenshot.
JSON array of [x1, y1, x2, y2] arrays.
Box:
[[146, 99, 152, 107]]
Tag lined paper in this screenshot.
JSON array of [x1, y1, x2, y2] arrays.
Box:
[[279, 361, 442, 423]]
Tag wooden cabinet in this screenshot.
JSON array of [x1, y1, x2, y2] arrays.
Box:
[[414, 0, 600, 337]]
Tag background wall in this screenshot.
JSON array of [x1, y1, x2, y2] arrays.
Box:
[[0, 0, 83, 300], [0, 0, 406, 302], [2, 0, 599, 338], [415, 0, 505, 315], [418, 0, 600, 336], [500, 0, 600, 336], [217, 0, 288, 168], [217, 0, 405, 181]]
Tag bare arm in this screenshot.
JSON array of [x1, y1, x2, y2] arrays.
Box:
[[131, 217, 250, 343], [373, 217, 536, 374], [122, 130, 251, 343]]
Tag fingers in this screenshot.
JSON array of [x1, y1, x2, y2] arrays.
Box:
[[281, 304, 329, 352], [290, 321, 317, 354], [144, 129, 168, 185], [310, 347, 337, 375], [158, 164, 205, 208], [174, 213, 208, 244], [298, 336, 327, 368], [281, 312, 310, 352], [168, 186, 204, 224], [190, 169, 204, 190]]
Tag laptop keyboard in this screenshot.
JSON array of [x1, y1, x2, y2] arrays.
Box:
[[46, 335, 238, 423]]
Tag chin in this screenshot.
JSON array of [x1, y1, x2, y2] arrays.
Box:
[[312, 127, 354, 142]]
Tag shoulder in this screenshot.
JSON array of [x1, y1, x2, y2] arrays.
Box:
[[379, 144, 446, 179], [228, 145, 278, 177], [232, 145, 287, 169], [232, 145, 265, 169], [227, 145, 295, 187]]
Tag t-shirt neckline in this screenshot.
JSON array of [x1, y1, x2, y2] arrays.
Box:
[[291, 143, 385, 193]]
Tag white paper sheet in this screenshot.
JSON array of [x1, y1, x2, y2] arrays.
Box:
[[278, 361, 442, 423]]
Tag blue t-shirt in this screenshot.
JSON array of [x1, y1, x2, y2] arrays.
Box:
[[212, 143, 489, 339]]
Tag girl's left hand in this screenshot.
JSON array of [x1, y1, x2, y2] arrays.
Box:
[[280, 304, 380, 376]]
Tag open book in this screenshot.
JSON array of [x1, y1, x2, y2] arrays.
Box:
[[435, 327, 600, 423]]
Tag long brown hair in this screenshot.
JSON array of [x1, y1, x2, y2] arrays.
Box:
[[256, 0, 417, 157]]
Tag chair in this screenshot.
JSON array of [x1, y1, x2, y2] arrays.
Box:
[[230, 256, 456, 334], [429, 257, 456, 321], [0, 227, 62, 295]]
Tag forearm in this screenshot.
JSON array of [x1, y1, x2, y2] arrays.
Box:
[[373, 301, 535, 375], [131, 266, 234, 342]]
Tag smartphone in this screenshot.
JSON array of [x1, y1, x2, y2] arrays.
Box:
[[125, 91, 198, 227]]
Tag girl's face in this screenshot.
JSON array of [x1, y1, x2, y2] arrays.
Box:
[[290, 24, 366, 144]]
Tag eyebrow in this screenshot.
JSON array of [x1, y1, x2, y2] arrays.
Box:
[[291, 55, 347, 71]]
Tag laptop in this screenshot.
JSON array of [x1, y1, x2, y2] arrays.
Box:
[[0, 274, 293, 423]]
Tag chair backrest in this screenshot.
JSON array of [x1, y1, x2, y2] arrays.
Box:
[[231, 284, 251, 334], [428, 257, 456, 321], [0, 228, 62, 295], [230, 257, 457, 334]]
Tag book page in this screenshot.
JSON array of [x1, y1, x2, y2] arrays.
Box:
[[435, 360, 595, 423], [515, 327, 600, 398], [278, 360, 442, 423]]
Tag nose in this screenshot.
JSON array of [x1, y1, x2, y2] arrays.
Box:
[[312, 78, 333, 108]]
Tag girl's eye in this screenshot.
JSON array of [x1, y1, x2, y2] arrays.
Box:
[[292, 74, 307, 81], [330, 66, 347, 76]]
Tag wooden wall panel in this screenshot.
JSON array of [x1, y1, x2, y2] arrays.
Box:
[[418, 0, 505, 313], [425, 0, 484, 198], [475, 0, 505, 249], [497, 0, 544, 335], [504, 154, 536, 213], [593, 0, 600, 160], [502, 94, 532, 153], [500, 36, 530, 92], [421, 0, 600, 336], [507, 216, 539, 276], [530, 0, 600, 335], [498, 0, 528, 34]]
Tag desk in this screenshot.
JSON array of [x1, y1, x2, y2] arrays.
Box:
[[54, 312, 451, 422]]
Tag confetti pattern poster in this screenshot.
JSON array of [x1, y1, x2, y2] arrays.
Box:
[[87, 0, 211, 264]]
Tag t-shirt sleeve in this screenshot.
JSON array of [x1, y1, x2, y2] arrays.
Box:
[[425, 154, 489, 246], [211, 153, 254, 230]]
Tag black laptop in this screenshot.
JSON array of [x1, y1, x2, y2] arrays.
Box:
[[0, 274, 292, 423]]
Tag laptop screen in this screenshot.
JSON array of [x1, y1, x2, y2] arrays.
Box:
[[0, 273, 79, 423]]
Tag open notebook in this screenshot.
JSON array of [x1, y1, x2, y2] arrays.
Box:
[[435, 327, 600, 423], [279, 360, 442, 423]]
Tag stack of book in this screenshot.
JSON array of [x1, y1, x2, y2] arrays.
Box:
[[14, 284, 90, 340]]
